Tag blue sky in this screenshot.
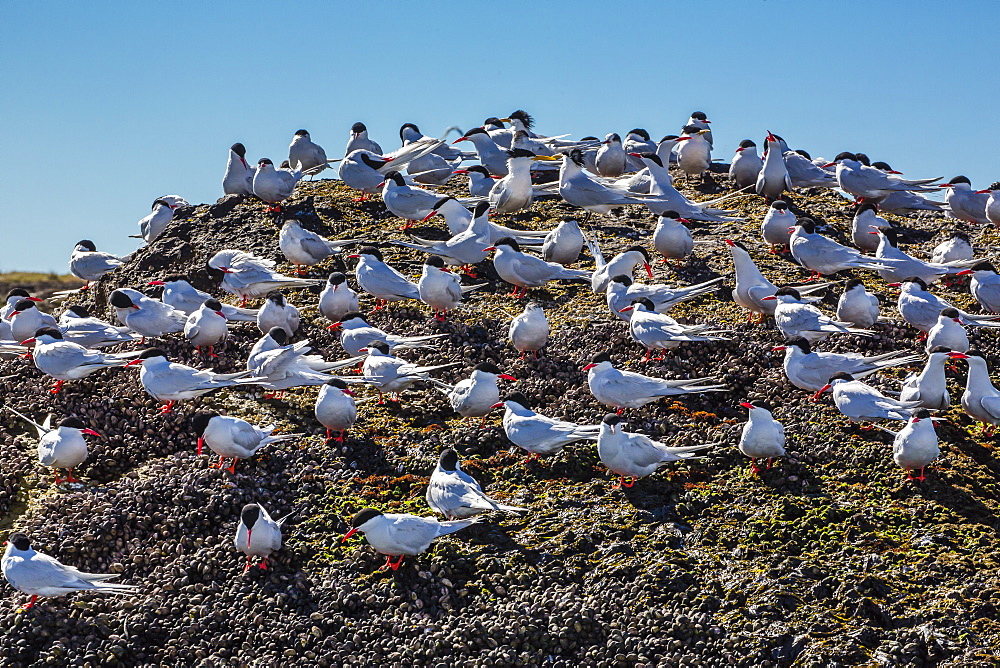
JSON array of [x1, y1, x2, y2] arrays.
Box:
[[2, 1, 995, 272]]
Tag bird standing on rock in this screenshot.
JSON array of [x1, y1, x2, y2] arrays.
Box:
[[597, 414, 713, 489], [235, 504, 295, 573], [342, 508, 479, 572], [737, 402, 786, 475], [426, 448, 527, 519]]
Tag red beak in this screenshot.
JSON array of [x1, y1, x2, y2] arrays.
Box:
[[327, 322, 343, 330], [886, 282, 902, 288], [124, 359, 143, 367], [346, 254, 360, 259], [976, 189, 992, 194], [787, 226, 796, 233], [771, 346, 786, 351], [735, 147, 744, 152], [627, 152, 643, 158], [26, 297, 42, 302], [948, 352, 970, 359], [342, 527, 358, 542], [215, 311, 226, 318], [817, 383, 832, 394], [483, 246, 497, 252], [19, 338, 36, 345], [247, 529, 252, 550], [582, 363, 597, 371], [724, 239, 735, 246], [376, 181, 386, 188], [674, 136, 691, 142], [618, 306, 634, 313], [452, 170, 469, 175], [490, 402, 504, 409], [739, 402, 754, 409], [343, 388, 355, 397], [761, 296, 777, 301], [498, 374, 517, 381], [421, 210, 439, 222], [81, 428, 100, 437], [452, 137, 468, 144], [7, 312, 19, 319], [147, 280, 165, 286], [956, 269, 974, 276], [644, 263, 653, 278], [820, 162, 836, 169]]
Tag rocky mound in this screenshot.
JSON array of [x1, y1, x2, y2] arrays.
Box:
[[1, 172, 999, 666]]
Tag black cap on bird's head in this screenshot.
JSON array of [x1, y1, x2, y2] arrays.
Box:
[[493, 237, 520, 252], [328, 272, 347, 285], [462, 127, 488, 138], [6, 533, 30, 551], [590, 351, 612, 364], [879, 228, 898, 246], [294, 129, 309, 137], [627, 128, 650, 140], [631, 297, 656, 312], [902, 277, 929, 290], [152, 198, 172, 210], [625, 245, 650, 262], [399, 123, 420, 140], [690, 111, 708, 121], [854, 153, 871, 166], [508, 110, 533, 128], [829, 371, 855, 382], [191, 411, 220, 435], [258, 158, 274, 167], [439, 448, 459, 471], [659, 135, 680, 143], [204, 298, 224, 311], [383, 171, 405, 186], [58, 417, 87, 430], [856, 201, 879, 214], [844, 278, 866, 291], [338, 311, 366, 325], [948, 175, 971, 186], [781, 336, 811, 354], [109, 291, 138, 309], [280, 160, 291, 169], [466, 165, 491, 177], [610, 274, 633, 287], [738, 139, 756, 149], [502, 391, 532, 408], [350, 508, 383, 528], [230, 142, 246, 157], [483, 117, 504, 128], [265, 291, 286, 306], [473, 362, 503, 375], [602, 413, 624, 426], [771, 200, 788, 211], [940, 307, 961, 319], [356, 246, 384, 262], [723, 239, 750, 252], [774, 286, 802, 300], [241, 503, 261, 529], [581, 136, 599, 141], [507, 147, 536, 160], [605, 133, 622, 143], [681, 125, 703, 135], [797, 218, 817, 234], [631, 152, 662, 168], [833, 152, 858, 163], [472, 200, 490, 218], [137, 348, 168, 360], [425, 255, 446, 269], [267, 327, 289, 345], [871, 161, 893, 171], [12, 299, 37, 312], [913, 409, 932, 420], [430, 196, 456, 212], [326, 378, 349, 390], [75, 239, 97, 252], [366, 340, 391, 355], [567, 149, 587, 167], [970, 261, 997, 273], [7, 288, 30, 299], [795, 149, 812, 160], [351, 122, 367, 134], [927, 345, 953, 355], [32, 326, 62, 340], [66, 305, 91, 317]]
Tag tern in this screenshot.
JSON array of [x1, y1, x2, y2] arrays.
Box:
[[318, 272, 360, 322], [132, 198, 179, 243], [147, 276, 257, 321], [880, 409, 940, 482], [584, 351, 724, 413], [836, 279, 881, 329], [926, 308, 969, 353], [350, 246, 419, 309], [183, 298, 229, 357], [2, 534, 137, 611], [452, 127, 509, 176], [755, 133, 793, 202], [426, 448, 527, 519], [208, 249, 322, 305], [339, 138, 444, 196], [394, 201, 493, 271], [508, 301, 549, 359], [246, 328, 360, 394], [542, 219, 585, 265], [256, 291, 299, 337], [784, 150, 837, 188], [653, 211, 694, 262], [968, 261, 1000, 312], [789, 218, 891, 279], [314, 378, 358, 443], [380, 171, 443, 224], [57, 305, 135, 348], [595, 133, 627, 177], [606, 274, 724, 321], [819, 372, 921, 423], [850, 202, 891, 253], [942, 176, 990, 224], [899, 347, 954, 410], [590, 242, 654, 294], [108, 290, 186, 340], [278, 220, 360, 273], [630, 153, 740, 221], [417, 256, 483, 321], [723, 239, 829, 321], [597, 414, 712, 489], [22, 327, 139, 393], [760, 201, 794, 251], [69, 240, 122, 287], [454, 164, 500, 197], [619, 298, 730, 360], [127, 348, 266, 413], [872, 228, 978, 284], [738, 402, 786, 474], [223, 142, 255, 195], [765, 287, 874, 343], [954, 351, 1000, 434], [931, 232, 973, 265], [429, 362, 516, 421], [894, 277, 1000, 333], [485, 238, 591, 298], [252, 158, 302, 211], [622, 129, 657, 170], [7, 299, 58, 343], [342, 508, 478, 571], [192, 411, 300, 473], [729, 140, 762, 188], [685, 111, 713, 146], [328, 312, 448, 356], [489, 148, 536, 213], [828, 152, 940, 202], [287, 129, 328, 174], [3, 408, 98, 484], [235, 504, 295, 572], [360, 341, 460, 402], [773, 336, 921, 398], [495, 392, 601, 462], [978, 182, 1000, 227], [344, 122, 382, 155], [674, 126, 712, 181], [544, 150, 649, 215]]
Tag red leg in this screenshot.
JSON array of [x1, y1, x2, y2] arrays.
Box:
[[50, 380, 64, 394], [64, 469, 80, 483], [208, 346, 217, 359], [615, 407, 625, 415], [390, 555, 405, 571], [158, 401, 175, 414], [197, 437, 204, 456], [227, 459, 238, 474], [335, 430, 345, 443], [258, 559, 267, 570], [379, 555, 395, 571], [243, 556, 252, 574], [916, 467, 926, 482], [765, 458, 774, 471], [53, 471, 64, 485], [21, 595, 38, 610]]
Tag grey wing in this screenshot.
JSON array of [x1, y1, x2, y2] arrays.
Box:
[[7, 555, 95, 592], [623, 434, 671, 468], [510, 254, 564, 285], [389, 516, 441, 552], [231, 422, 265, 450], [300, 235, 333, 262], [980, 396, 1000, 420]]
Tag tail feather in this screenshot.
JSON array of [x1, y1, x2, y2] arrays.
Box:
[[438, 516, 480, 534], [492, 503, 528, 514]]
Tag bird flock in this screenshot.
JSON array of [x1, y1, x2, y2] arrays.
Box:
[[3, 109, 1000, 613]]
